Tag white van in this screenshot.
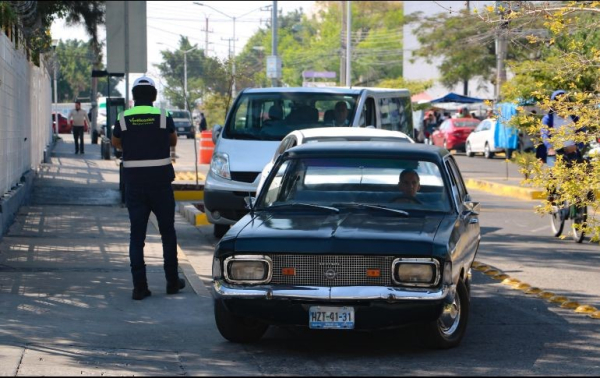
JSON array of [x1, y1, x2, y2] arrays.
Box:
[[204, 86, 413, 237]]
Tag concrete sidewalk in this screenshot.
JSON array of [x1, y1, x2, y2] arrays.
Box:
[[0, 135, 238, 376]]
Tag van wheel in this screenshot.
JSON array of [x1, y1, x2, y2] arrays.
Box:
[[214, 224, 230, 238]]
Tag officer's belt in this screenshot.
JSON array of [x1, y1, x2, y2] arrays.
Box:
[[123, 158, 171, 168]]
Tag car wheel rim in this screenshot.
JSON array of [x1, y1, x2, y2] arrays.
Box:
[[438, 292, 461, 336]]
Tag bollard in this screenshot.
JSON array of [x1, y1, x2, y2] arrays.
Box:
[[199, 130, 214, 164], [101, 137, 111, 160]]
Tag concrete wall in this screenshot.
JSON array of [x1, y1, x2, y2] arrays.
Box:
[[0, 31, 53, 236]]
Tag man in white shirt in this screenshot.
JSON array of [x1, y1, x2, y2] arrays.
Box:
[[68, 100, 90, 154]]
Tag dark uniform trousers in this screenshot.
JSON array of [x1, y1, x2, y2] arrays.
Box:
[[73, 126, 85, 153], [126, 182, 178, 287]]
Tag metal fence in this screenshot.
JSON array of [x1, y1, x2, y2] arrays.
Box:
[[0, 32, 53, 196]]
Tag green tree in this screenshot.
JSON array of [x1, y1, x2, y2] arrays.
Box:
[[54, 39, 121, 102], [479, 2, 600, 241], [234, 1, 408, 88], [409, 6, 545, 95], [155, 36, 229, 111]]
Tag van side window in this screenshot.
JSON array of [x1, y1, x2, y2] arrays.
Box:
[[397, 96, 413, 136], [359, 97, 376, 127], [379, 97, 411, 132], [379, 98, 395, 131]]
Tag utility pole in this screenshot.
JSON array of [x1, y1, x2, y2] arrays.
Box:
[[271, 1, 278, 87], [463, 0, 470, 96], [346, 1, 351, 87], [495, 1, 508, 101], [340, 1, 346, 86], [201, 16, 213, 57]]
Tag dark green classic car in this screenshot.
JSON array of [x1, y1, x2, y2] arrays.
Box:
[[211, 142, 481, 349]]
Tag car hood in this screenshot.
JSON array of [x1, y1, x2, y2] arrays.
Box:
[[215, 138, 279, 172], [224, 212, 447, 256]]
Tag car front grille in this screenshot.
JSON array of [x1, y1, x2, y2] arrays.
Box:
[[231, 171, 259, 183], [269, 255, 393, 286]]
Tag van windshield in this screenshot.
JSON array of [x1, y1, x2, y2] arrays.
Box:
[[170, 110, 190, 119], [224, 93, 359, 140]]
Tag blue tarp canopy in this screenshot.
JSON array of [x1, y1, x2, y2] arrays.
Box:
[[494, 102, 519, 150], [429, 92, 486, 104]]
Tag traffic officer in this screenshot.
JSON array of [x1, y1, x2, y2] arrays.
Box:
[[111, 76, 185, 300]]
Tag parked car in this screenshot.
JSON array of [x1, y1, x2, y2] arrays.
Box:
[[169, 109, 195, 139], [52, 113, 70, 134], [430, 117, 480, 151], [204, 86, 414, 238], [256, 126, 415, 195], [212, 142, 480, 349], [465, 118, 503, 159]]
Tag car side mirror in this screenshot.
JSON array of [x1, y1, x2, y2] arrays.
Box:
[[212, 124, 223, 144]]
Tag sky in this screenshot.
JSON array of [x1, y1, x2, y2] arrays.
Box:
[[50, 1, 315, 102]]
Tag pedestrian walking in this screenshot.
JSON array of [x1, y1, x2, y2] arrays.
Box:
[[199, 112, 207, 131], [111, 76, 185, 300], [67, 100, 90, 154]]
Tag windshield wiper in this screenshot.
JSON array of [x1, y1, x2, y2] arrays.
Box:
[[333, 203, 409, 217], [264, 202, 340, 213]]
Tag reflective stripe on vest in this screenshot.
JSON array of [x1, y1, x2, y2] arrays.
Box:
[[123, 157, 172, 168]]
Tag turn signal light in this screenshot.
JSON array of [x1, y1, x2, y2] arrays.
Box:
[[282, 267, 296, 276], [366, 269, 381, 277]]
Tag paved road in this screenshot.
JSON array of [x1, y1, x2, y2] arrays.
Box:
[[3, 137, 599, 375]]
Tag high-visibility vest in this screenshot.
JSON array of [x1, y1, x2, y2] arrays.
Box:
[[118, 106, 171, 169]]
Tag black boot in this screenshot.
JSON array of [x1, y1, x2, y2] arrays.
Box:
[[166, 278, 186, 294], [132, 283, 152, 300]]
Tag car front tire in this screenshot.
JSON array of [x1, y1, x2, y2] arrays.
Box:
[[214, 300, 268, 343], [423, 278, 469, 349], [484, 143, 494, 159], [465, 142, 474, 157]]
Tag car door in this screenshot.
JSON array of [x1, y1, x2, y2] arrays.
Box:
[[444, 156, 480, 275], [432, 121, 447, 146], [470, 120, 488, 152]]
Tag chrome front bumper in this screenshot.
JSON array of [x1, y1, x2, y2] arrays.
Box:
[[213, 280, 455, 301]]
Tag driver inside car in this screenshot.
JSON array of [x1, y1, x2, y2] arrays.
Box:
[[393, 169, 422, 203]]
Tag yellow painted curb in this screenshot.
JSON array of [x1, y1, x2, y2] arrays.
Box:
[[548, 295, 568, 304], [502, 278, 520, 286], [492, 273, 510, 280], [575, 305, 597, 314], [174, 190, 204, 201], [537, 291, 555, 299], [589, 311, 600, 319], [464, 178, 544, 201], [560, 301, 580, 309], [195, 212, 210, 227], [471, 261, 483, 268], [175, 171, 206, 182], [473, 264, 490, 272], [524, 287, 542, 295], [484, 269, 501, 276], [514, 283, 531, 291]]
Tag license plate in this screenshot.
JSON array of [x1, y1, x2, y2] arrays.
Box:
[[178, 127, 184, 132], [309, 306, 354, 329]]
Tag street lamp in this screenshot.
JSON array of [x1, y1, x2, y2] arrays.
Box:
[[193, 2, 269, 98], [183, 46, 198, 111], [51, 39, 59, 137]]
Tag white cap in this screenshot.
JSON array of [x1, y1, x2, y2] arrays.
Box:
[[132, 76, 156, 88]]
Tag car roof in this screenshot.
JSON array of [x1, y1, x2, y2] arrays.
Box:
[[285, 141, 450, 162], [239, 86, 410, 95], [292, 127, 412, 140]]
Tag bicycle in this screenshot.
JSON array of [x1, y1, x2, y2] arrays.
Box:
[[550, 198, 587, 243]]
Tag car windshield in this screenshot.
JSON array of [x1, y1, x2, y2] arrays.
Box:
[[258, 156, 451, 213], [224, 93, 359, 141]]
